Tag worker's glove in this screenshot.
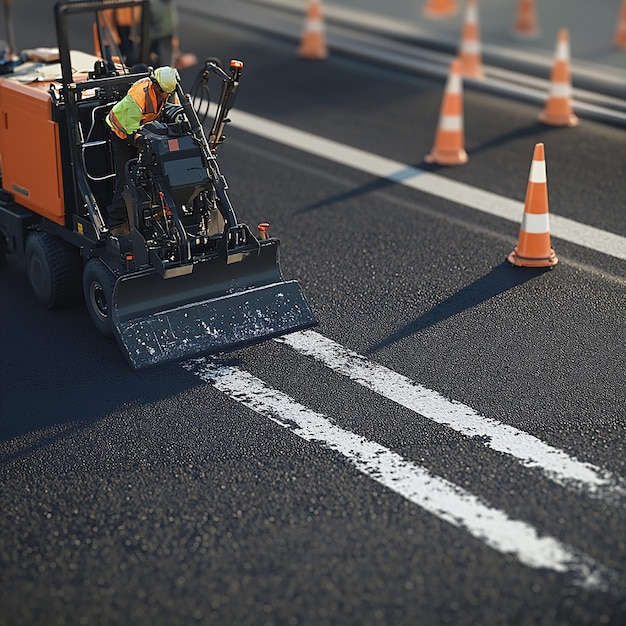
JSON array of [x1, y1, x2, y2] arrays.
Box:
[[129, 132, 145, 150]]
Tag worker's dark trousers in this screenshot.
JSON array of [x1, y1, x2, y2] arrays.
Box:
[[150, 36, 173, 67], [108, 133, 138, 227]]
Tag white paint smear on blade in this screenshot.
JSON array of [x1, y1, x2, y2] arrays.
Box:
[[276, 331, 626, 502], [187, 358, 616, 592], [221, 106, 626, 261]]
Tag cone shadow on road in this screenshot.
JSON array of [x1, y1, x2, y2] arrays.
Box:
[[461, 121, 558, 157], [367, 261, 549, 355], [294, 166, 426, 214]]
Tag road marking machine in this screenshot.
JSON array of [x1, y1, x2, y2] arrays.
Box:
[[0, 0, 316, 368]]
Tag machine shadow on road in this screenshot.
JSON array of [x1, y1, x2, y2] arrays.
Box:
[[0, 262, 205, 451], [367, 261, 550, 354]]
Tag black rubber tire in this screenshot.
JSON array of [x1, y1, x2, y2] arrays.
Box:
[[25, 230, 81, 309], [83, 258, 117, 339], [0, 231, 7, 269]]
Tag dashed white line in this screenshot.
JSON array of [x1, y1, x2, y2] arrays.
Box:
[[276, 330, 625, 502], [186, 357, 617, 592]]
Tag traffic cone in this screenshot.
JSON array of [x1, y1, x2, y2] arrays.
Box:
[[298, 0, 328, 60], [174, 53, 199, 69], [458, 0, 485, 79], [425, 58, 468, 166], [508, 143, 558, 268], [423, 0, 458, 18], [614, 0, 626, 48], [514, 0, 539, 38], [539, 29, 578, 127], [172, 38, 198, 69]]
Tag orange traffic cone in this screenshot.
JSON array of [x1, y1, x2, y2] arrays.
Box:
[[458, 0, 484, 79], [174, 53, 199, 70], [539, 29, 578, 127], [514, 0, 539, 38], [298, 0, 328, 60], [423, 0, 458, 18], [614, 0, 626, 48], [172, 38, 198, 69], [508, 143, 558, 268], [425, 58, 468, 166]]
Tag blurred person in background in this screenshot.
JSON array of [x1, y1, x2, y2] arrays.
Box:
[[149, 0, 197, 69], [100, 0, 197, 69]]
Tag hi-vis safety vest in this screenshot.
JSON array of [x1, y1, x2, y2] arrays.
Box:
[[106, 78, 167, 140]]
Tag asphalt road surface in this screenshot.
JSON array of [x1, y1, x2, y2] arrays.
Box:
[[1, 2, 625, 625]]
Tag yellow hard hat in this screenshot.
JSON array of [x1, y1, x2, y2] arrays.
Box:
[[153, 66, 179, 93]]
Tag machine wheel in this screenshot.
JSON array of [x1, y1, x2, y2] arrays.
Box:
[[25, 230, 81, 309], [0, 231, 7, 268], [83, 258, 117, 338]]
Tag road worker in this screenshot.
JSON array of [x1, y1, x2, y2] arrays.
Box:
[[105, 66, 180, 236]]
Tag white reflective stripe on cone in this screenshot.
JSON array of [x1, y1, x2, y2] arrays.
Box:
[[461, 40, 481, 54], [528, 159, 547, 183], [521, 212, 550, 234], [439, 115, 463, 131]]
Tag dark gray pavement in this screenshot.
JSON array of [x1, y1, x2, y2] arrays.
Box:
[[1, 2, 625, 625]]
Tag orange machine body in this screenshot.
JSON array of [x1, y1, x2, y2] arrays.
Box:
[[0, 77, 66, 225]]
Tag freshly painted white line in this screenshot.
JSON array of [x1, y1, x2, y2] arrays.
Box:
[[186, 357, 615, 592], [223, 106, 626, 261], [276, 330, 626, 502]]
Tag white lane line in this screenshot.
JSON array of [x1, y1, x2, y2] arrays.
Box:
[[276, 330, 626, 503], [185, 358, 616, 592], [223, 107, 626, 261]]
